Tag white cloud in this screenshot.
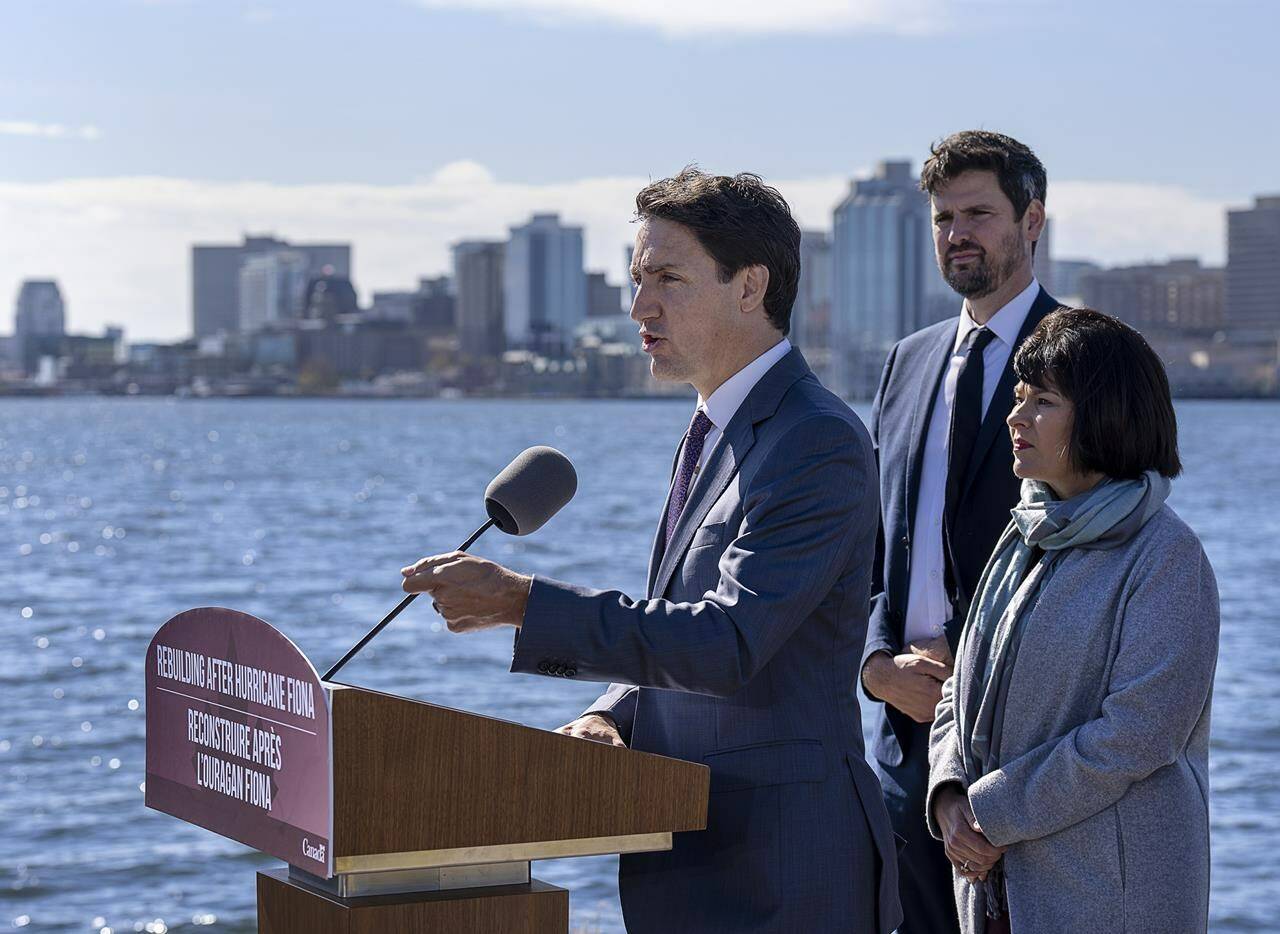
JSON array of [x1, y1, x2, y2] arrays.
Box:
[[0, 164, 1229, 342], [0, 121, 102, 141], [413, 0, 944, 37]]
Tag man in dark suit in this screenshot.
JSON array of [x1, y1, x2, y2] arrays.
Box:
[[403, 168, 901, 933], [859, 131, 1060, 933]]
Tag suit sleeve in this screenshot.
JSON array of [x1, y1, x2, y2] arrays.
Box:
[[966, 533, 1220, 846], [581, 683, 638, 745], [925, 672, 968, 839], [861, 343, 901, 692], [511, 414, 876, 698]]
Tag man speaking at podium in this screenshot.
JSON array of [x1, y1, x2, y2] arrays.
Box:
[[402, 168, 901, 934]]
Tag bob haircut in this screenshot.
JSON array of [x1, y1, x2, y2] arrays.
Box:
[[1013, 307, 1182, 479]]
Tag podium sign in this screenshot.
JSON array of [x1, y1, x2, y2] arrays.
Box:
[[145, 607, 332, 876]]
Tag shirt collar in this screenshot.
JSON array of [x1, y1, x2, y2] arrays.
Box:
[[698, 338, 792, 430], [954, 278, 1040, 353]]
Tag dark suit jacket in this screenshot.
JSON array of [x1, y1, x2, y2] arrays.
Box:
[[861, 288, 1060, 767], [512, 348, 902, 934]]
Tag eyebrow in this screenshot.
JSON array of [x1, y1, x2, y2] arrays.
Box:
[[934, 202, 998, 216], [631, 261, 682, 278]]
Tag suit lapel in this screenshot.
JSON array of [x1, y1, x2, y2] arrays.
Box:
[[651, 347, 811, 599], [958, 288, 1061, 501], [646, 440, 685, 597], [905, 329, 954, 530]]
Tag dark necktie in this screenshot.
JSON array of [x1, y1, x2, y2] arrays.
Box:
[[944, 326, 997, 560], [665, 410, 715, 548]]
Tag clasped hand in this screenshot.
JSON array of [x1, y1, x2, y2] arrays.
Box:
[[401, 552, 532, 632], [933, 785, 1005, 883]]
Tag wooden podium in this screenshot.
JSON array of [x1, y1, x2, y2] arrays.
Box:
[[256, 683, 709, 933]]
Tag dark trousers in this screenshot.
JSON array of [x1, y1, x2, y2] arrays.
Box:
[[871, 718, 960, 934]]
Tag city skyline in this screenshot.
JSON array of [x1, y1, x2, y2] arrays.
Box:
[[3, 0, 1278, 340]]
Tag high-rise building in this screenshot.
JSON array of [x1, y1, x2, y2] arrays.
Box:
[[503, 214, 586, 355], [832, 160, 930, 397], [1079, 259, 1224, 337], [793, 231, 832, 344], [414, 276, 456, 334], [453, 241, 505, 359], [238, 250, 311, 332], [14, 279, 66, 374], [1034, 217, 1055, 295], [192, 235, 351, 338], [1227, 195, 1280, 338], [624, 244, 638, 304], [587, 272, 625, 318], [1053, 259, 1103, 305], [792, 230, 835, 385]]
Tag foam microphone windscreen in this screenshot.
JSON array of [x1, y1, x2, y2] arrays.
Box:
[[483, 446, 578, 536]]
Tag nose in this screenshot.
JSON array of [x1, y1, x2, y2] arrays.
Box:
[[630, 281, 658, 324], [1007, 397, 1031, 430], [947, 220, 972, 245]]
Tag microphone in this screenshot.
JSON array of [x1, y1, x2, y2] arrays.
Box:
[[322, 446, 577, 682]]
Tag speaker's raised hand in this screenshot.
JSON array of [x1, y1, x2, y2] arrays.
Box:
[[401, 551, 533, 632]]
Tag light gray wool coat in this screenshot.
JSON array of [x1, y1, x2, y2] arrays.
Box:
[[928, 504, 1219, 933]]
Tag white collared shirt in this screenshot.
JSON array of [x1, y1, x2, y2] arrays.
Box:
[[693, 337, 792, 471], [902, 280, 1039, 645]]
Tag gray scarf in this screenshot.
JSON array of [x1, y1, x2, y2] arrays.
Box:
[[954, 469, 1171, 916]]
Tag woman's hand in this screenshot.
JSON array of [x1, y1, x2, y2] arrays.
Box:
[[933, 784, 1006, 882]]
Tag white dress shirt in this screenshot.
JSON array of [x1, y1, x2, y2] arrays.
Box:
[[694, 338, 792, 472], [902, 280, 1039, 645]]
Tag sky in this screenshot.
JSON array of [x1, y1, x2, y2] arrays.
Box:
[[2, 0, 1277, 341]]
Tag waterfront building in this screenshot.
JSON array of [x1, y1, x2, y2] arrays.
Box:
[[192, 235, 351, 338], [503, 213, 586, 356], [1227, 194, 1280, 339], [1079, 259, 1225, 338], [453, 240, 505, 360], [238, 250, 311, 332], [832, 160, 930, 397], [414, 276, 456, 334], [1053, 259, 1102, 305], [587, 272, 624, 318], [792, 230, 834, 384], [301, 271, 359, 321], [14, 279, 67, 375]]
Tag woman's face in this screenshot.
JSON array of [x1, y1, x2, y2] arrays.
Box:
[[1007, 380, 1103, 499]]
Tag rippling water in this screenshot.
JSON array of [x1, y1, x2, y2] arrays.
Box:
[[2, 398, 1276, 933]]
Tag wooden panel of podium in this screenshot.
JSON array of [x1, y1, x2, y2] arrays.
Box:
[[256, 684, 709, 932]]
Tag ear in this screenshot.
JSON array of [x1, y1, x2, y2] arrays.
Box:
[[739, 264, 770, 316], [1023, 198, 1047, 245]]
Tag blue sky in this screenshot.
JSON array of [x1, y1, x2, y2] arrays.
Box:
[[2, 0, 1277, 339]]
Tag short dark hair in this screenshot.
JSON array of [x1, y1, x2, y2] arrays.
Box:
[[919, 130, 1047, 221], [635, 166, 801, 334], [1013, 307, 1182, 479]]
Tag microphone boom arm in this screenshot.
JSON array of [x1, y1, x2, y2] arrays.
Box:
[[321, 517, 496, 682]]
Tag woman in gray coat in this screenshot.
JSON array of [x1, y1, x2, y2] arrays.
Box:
[[927, 308, 1219, 934]]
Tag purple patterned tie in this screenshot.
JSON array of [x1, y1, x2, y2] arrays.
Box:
[[665, 409, 715, 548]]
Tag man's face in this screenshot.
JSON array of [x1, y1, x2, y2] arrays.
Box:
[[930, 169, 1038, 299], [629, 217, 744, 390]]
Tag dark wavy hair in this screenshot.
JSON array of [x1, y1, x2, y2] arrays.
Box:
[[635, 166, 801, 335], [1013, 307, 1182, 479], [919, 130, 1047, 222]]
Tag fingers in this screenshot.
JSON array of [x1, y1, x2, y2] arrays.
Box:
[[555, 717, 625, 747], [400, 551, 466, 579]]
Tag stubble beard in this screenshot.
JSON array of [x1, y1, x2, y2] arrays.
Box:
[[942, 228, 1026, 299]]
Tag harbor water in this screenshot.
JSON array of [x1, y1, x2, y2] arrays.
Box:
[[2, 397, 1276, 932]]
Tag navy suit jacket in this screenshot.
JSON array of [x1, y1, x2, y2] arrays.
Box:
[[861, 288, 1060, 767], [512, 348, 902, 934]]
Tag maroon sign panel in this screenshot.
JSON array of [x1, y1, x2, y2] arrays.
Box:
[[145, 607, 332, 877]]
